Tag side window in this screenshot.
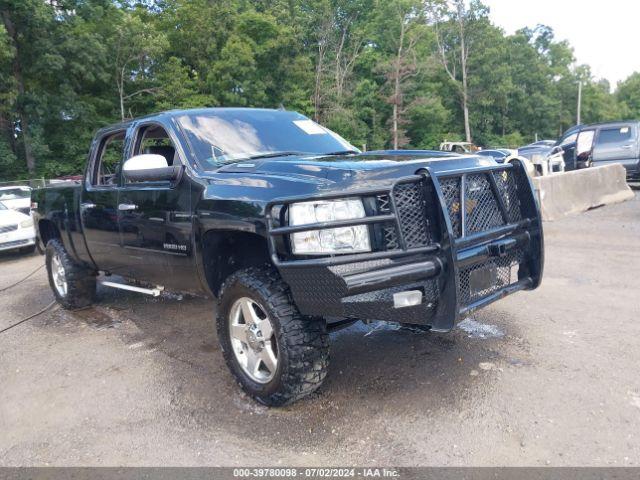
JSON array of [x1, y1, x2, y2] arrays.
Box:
[[576, 130, 595, 161], [135, 125, 177, 165], [93, 131, 126, 186], [126, 125, 178, 184], [596, 127, 632, 146]]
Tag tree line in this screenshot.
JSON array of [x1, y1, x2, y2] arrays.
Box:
[[1, 0, 639, 179]]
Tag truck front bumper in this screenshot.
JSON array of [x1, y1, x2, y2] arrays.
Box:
[[266, 162, 543, 332]]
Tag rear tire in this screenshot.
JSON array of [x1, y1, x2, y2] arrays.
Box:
[[45, 239, 95, 309], [216, 267, 329, 406]]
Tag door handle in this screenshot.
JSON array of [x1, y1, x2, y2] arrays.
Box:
[[80, 202, 96, 209], [620, 145, 633, 149], [118, 203, 138, 211]]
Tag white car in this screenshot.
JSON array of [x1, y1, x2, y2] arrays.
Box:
[[0, 186, 32, 215], [0, 202, 36, 253]]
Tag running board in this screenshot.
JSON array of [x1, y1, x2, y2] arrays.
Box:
[[100, 280, 164, 297]]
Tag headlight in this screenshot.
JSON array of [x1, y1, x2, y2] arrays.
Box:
[[20, 219, 32, 228], [289, 198, 371, 255]]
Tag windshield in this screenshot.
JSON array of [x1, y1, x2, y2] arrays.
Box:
[[0, 187, 30, 200], [177, 109, 358, 169]]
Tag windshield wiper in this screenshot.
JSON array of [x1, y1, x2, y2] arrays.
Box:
[[217, 151, 312, 166], [246, 151, 311, 160], [219, 150, 358, 166]]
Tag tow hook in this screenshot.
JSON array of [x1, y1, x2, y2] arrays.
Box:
[[487, 238, 517, 258]]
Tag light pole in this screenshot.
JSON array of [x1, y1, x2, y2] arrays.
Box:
[[576, 81, 582, 125]]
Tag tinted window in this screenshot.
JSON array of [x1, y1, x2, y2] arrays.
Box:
[[177, 109, 356, 170], [596, 127, 632, 146]]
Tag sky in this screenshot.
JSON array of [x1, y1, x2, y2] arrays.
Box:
[[483, 0, 640, 89]]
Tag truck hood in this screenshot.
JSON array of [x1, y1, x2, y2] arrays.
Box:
[[0, 197, 30, 209], [215, 150, 496, 182], [518, 145, 553, 160], [0, 208, 31, 227]]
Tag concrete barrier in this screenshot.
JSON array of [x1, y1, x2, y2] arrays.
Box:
[[531, 164, 634, 221]]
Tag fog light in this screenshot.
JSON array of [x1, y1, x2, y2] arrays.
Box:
[[393, 290, 423, 308]]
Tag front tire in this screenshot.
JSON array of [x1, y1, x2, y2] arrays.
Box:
[[216, 267, 329, 406], [45, 239, 96, 309]]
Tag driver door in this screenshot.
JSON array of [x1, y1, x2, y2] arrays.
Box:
[[117, 122, 197, 290]]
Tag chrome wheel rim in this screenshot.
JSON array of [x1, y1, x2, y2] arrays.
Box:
[[51, 252, 67, 297], [229, 297, 278, 384]]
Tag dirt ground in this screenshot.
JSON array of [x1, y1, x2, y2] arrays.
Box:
[[1, 194, 639, 467]]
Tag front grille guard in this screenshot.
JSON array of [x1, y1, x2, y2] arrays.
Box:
[[265, 161, 543, 327], [265, 175, 440, 269]]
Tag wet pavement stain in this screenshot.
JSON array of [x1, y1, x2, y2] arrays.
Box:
[[68, 307, 122, 329], [457, 317, 505, 339]]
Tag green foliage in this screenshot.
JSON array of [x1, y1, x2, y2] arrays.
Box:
[[480, 132, 526, 149], [0, 0, 636, 180], [616, 73, 640, 120]]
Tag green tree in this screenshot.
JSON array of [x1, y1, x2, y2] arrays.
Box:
[[616, 72, 640, 119]]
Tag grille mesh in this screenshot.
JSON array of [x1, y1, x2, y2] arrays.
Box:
[[382, 225, 399, 250], [376, 194, 399, 250], [492, 169, 523, 222], [439, 168, 525, 238], [372, 168, 526, 255], [464, 173, 504, 234], [440, 177, 462, 237], [458, 248, 524, 305], [392, 182, 431, 249]]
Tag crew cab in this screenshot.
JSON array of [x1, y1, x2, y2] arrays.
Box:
[[32, 108, 543, 405]]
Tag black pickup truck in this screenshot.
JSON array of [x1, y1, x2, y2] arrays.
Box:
[[32, 108, 543, 405]]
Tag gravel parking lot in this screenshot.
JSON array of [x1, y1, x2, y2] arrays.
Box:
[[1, 193, 639, 466]]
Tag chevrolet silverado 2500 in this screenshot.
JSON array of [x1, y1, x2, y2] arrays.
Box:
[[32, 108, 543, 405]]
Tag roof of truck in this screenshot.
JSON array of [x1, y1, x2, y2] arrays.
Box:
[[583, 120, 640, 128], [97, 108, 285, 133]]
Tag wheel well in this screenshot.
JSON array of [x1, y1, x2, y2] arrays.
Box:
[[202, 230, 272, 297], [38, 219, 61, 246]]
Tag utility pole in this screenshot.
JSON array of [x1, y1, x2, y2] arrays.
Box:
[[576, 81, 582, 125]]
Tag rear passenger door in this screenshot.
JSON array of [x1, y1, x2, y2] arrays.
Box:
[[117, 122, 197, 290], [592, 124, 639, 172]]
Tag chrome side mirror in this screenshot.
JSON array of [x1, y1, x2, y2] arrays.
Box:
[[122, 154, 182, 182]]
